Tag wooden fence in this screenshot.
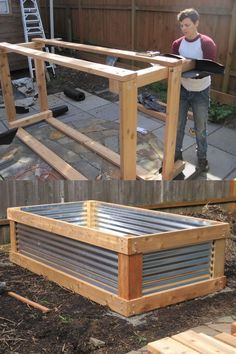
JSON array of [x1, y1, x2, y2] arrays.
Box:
[[0, 180, 235, 216], [39, 0, 236, 95]]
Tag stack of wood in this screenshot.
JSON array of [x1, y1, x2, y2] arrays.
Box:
[[147, 322, 236, 353]]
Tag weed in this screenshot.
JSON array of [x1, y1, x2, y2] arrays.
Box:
[[59, 315, 73, 324], [208, 102, 236, 123]]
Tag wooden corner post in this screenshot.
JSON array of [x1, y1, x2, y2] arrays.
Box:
[[119, 78, 137, 180], [118, 253, 142, 300], [9, 220, 17, 253], [162, 64, 182, 180], [0, 50, 16, 123]]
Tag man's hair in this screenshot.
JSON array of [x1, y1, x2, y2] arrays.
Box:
[[177, 8, 200, 23]]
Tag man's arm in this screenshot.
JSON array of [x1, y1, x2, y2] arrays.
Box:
[[200, 34, 217, 60]]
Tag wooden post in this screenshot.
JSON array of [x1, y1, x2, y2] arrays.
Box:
[[162, 65, 182, 180], [231, 322, 236, 336], [222, 1, 236, 92], [212, 239, 226, 278], [87, 200, 95, 228], [78, 0, 84, 43], [34, 58, 49, 111], [118, 253, 142, 300], [0, 51, 16, 123], [9, 221, 17, 253], [119, 78, 137, 180], [131, 0, 135, 51]]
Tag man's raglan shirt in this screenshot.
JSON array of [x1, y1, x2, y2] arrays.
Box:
[[172, 34, 217, 91]]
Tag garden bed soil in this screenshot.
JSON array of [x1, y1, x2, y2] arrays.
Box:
[[0, 205, 236, 354]]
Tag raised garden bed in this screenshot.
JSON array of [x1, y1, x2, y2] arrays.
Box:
[[7, 201, 230, 316]]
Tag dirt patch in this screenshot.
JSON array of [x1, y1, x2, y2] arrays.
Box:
[[0, 205, 236, 354]]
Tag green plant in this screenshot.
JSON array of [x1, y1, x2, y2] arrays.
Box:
[[59, 315, 73, 324], [208, 102, 236, 123], [149, 81, 168, 102]]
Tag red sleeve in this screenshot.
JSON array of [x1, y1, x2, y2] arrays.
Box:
[[200, 34, 217, 60], [172, 37, 184, 54]]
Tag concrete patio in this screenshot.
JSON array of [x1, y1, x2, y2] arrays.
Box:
[[0, 89, 235, 180]]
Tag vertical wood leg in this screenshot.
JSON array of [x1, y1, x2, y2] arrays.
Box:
[[119, 79, 137, 180], [162, 65, 182, 180], [34, 58, 49, 111], [212, 239, 226, 278], [0, 51, 16, 123], [118, 253, 142, 300], [9, 221, 17, 253]]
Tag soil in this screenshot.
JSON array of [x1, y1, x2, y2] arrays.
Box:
[[0, 205, 236, 354]]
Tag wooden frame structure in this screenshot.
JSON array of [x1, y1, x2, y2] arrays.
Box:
[[0, 39, 195, 180], [8, 200, 230, 317]]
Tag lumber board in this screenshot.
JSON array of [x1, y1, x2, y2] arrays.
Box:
[[162, 66, 182, 180], [0, 219, 9, 226], [136, 65, 168, 87], [119, 79, 137, 180], [126, 277, 226, 316], [7, 209, 130, 254], [137, 103, 193, 122], [0, 51, 16, 122], [198, 332, 236, 353], [147, 337, 198, 354], [16, 128, 87, 180], [212, 239, 226, 278], [34, 58, 49, 111], [215, 332, 236, 347], [0, 42, 136, 82], [173, 330, 236, 354], [118, 254, 142, 300], [47, 117, 148, 180], [222, 1, 236, 92], [32, 38, 183, 67], [9, 110, 53, 129], [10, 252, 130, 317], [211, 89, 236, 106], [9, 221, 17, 253], [128, 223, 230, 254]]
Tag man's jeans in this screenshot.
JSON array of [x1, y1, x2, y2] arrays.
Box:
[[175, 86, 210, 161]]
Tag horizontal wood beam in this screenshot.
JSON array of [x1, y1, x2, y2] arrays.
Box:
[[211, 89, 236, 106], [0, 219, 9, 226], [32, 38, 183, 67], [7, 208, 129, 254], [128, 223, 230, 254], [0, 42, 136, 82], [16, 128, 87, 180], [10, 252, 129, 316], [126, 277, 226, 316], [9, 110, 52, 129], [47, 117, 149, 180]]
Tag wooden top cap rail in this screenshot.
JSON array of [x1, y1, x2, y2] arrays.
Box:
[[32, 38, 184, 67], [0, 42, 136, 81]]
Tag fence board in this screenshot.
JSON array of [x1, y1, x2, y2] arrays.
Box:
[[38, 0, 236, 94]]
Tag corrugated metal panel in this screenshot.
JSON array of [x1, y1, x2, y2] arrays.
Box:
[[94, 204, 210, 236], [142, 242, 213, 295], [22, 202, 87, 225], [16, 223, 118, 294]]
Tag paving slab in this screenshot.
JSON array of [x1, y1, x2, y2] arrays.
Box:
[[0, 90, 235, 180], [208, 126, 236, 155], [88, 102, 120, 121]]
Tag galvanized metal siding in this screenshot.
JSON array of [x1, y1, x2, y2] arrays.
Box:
[[94, 203, 210, 236], [16, 223, 119, 294], [22, 201, 87, 225], [142, 242, 213, 295]]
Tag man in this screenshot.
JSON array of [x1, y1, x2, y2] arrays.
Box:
[[172, 8, 216, 172]]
